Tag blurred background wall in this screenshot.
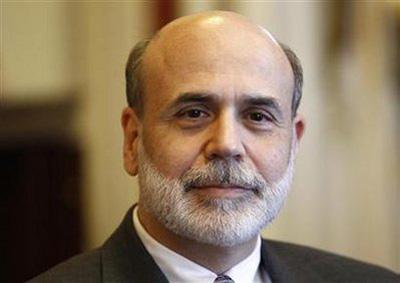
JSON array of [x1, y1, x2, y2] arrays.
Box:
[[1, 1, 399, 281]]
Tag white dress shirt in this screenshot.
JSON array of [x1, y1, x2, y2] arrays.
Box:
[[133, 207, 271, 283]]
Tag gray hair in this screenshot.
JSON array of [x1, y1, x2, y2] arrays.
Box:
[[125, 39, 303, 119], [125, 39, 151, 117]]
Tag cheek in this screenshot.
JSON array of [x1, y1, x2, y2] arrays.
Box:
[[142, 126, 203, 178], [246, 134, 292, 183]]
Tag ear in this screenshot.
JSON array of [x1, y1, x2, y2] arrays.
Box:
[[121, 107, 141, 176], [293, 113, 305, 151]]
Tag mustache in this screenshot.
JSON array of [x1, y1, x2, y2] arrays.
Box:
[[180, 160, 266, 194]]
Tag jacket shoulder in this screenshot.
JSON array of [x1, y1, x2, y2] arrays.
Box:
[[264, 239, 399, 283], [27, 249, 102, 283]]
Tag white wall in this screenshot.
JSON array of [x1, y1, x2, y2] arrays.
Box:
[[72, 2, 154, 248], [2, 2, 75, 102]]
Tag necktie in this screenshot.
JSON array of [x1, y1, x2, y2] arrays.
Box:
[[214, 274, 235, 283]]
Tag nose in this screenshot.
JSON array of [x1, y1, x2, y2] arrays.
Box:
[[204, 110, 245, 161]]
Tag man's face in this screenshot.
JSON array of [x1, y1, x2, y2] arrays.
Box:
[[141, 21, 295, 186], [123, 15, 304, 246]]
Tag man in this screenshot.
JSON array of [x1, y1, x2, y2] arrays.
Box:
[[30, 11, 399, 283]]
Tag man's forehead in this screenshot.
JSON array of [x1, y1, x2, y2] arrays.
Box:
[[143, 11, 288, 71]]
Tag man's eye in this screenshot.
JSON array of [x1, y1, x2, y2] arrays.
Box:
[[186, 109, 203, 118], [175, 108, 211, 128], [178, 108, 209, 119], [247, 111, 272, 122]]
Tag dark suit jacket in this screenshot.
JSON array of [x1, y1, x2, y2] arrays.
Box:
[[29, 207, 399, 282]]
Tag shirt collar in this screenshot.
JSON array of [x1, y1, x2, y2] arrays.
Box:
[[133, 206, 262, 283]]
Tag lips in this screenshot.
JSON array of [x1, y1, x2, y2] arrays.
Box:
[[192, 184, 249, 190], [187, 183, 254, 198]]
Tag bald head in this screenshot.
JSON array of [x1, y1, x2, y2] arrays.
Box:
[[125, 11, 303, 118], [149, 11, 282, 53], [153, 11, 279, 45]]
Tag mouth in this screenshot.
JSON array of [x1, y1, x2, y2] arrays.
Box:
[[188, 184, 252, 198]]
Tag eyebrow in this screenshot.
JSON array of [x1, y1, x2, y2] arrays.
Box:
[[172, 92, 218, 105]]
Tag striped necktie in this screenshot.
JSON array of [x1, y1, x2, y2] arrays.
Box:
[[214, 274, 235, 283]]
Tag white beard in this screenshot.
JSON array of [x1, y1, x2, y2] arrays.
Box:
[[137, 142, 295, 247]]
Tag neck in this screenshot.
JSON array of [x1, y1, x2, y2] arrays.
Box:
[[137, 205, 258, 274]]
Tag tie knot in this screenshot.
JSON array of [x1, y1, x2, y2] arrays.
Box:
[[214, 274, 235, 283]]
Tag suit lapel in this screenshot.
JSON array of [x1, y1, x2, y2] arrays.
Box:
[[261, 239, 296, 283], [100, 206, 168, 283], [261, 240, 324, 283]]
